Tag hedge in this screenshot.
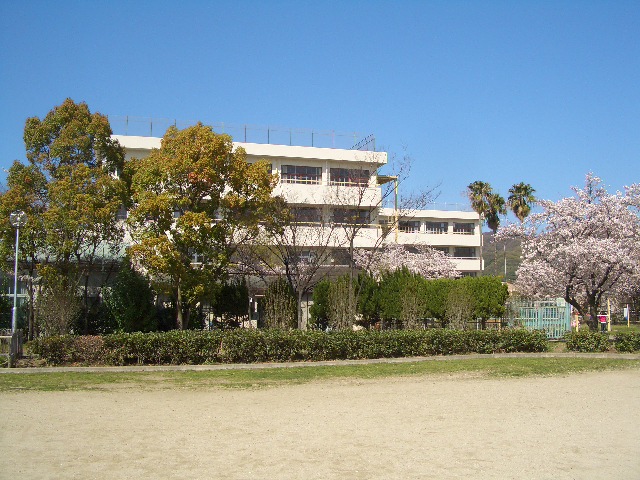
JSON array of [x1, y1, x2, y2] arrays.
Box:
[[28, 328, 550, 366], [610, 331, 640, 353], [564, 331, 640, 353]]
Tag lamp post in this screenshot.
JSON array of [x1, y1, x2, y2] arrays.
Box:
[[9, 211, 27, 334]]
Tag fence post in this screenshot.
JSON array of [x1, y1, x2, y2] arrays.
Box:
[[8, 331, 22, 368]]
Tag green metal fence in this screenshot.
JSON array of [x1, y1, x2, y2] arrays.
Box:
[[508, 298, 572, 339]]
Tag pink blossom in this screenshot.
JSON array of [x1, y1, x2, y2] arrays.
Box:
[[498, 173, 640, 318], [354, 243, 460, 279]]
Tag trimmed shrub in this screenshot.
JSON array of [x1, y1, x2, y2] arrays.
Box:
[[614, 331, 640, 353], [29, 335, 105, 365], [564, 331, 611, 352], [28, 328, 549, 366], [499, 328, 549, 353]]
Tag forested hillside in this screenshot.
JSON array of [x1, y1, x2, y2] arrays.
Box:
[[481, 233, 521, 281]]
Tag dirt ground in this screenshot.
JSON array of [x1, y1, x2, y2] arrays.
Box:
[[1, 370, 639, 480]]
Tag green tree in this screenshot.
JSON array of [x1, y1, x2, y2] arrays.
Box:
[[445, 281, 475, 330], [309, 279, 330, 329], [377, 268, 428, 329], [104, 256, 157, 333], [212, 278, 249, 328], [0, 99, 126, 336], [127, 123, 284, 329], [263, 276, 297, 329], [465, 276, 509, 329], [507, 182, 536, 223], [327, 274, 357, 330], [356, 272, 380, 328], [466, 181, 493, 218], [442, 276, 508, 330], [423, 278, 455, 327], [0, 163, 47, 337], [0, 279, 13, 330]]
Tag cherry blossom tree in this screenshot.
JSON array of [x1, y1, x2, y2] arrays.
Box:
[[498, 174, 640, 329], [234, 203, 340, 330], [354, 243, 460, 280]]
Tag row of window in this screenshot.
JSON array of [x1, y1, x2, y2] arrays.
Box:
[[192, 247, 477, 265], [292, 207, 371, 225], [292, 210, 476, 237], [396, 221, 475, 234], [280, 166, 371, 186], [119, 205, 476, 236], [434, 246, 477, 258]]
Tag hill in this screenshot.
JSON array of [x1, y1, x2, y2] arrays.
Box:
[[481, 233, 521, 281]]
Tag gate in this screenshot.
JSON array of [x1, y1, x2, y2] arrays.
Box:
[[508, 298, 571, 339]]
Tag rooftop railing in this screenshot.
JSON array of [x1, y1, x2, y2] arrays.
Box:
[[108, 115, 376, 151]]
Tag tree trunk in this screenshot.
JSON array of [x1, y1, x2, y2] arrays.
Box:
[[493, 236, 498, 276], [588, 302, 599, 331], [83, 273, 90, 334], [176, 284, 184, 330], [297, 289, 305, 331], [184, 307, 191, 330]]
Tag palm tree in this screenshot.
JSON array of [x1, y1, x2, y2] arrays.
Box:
[[507, 182, 536, 223], [486, 193, 507, 275], [466, 181, 493, 218], [466, 181, 493, 274]]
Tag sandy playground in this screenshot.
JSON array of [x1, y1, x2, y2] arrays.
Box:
[[1, 369, 639, 479]]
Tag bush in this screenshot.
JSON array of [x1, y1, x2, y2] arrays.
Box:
[[614, 331, 640, 353], [564, 331, 611, 352], [29, 335, 105, 365], [264, 278, 297, 329], [28, 328, 549, 366], [104, 256, 157, 333]]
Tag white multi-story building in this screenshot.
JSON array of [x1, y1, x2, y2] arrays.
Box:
[[114, 135, 483, 276]]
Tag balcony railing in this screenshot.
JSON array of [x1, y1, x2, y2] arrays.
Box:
[[280, 176, 321, 185]]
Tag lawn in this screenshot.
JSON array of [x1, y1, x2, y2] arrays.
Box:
[[1, 356, 638, 392]]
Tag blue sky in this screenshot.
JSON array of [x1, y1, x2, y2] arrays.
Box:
[[1, 0, 638, 214]]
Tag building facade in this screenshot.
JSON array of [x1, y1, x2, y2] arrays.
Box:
[[114, 135, 483, 276]]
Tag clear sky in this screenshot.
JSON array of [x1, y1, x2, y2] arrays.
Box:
[[1, 0, 638, 213]]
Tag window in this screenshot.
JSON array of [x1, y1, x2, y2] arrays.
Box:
[[281, 165, 321, 184], [329, 168, 370, 186], [116, 205, 128, 221], [399, 221, 420, 233], [378, 218, 393, 235], [330, 249, 351, 266], [332, 208, 371, 225], [454, 247, 476, 258], [453, 222, 474, 234], [298, 250, 318, 264], [434, 246, 450, 256], [292, 207, 322, 225], [425, 221, 448, 234], [191, 252, 207, 264]]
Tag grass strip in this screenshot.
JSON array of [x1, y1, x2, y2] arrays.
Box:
[[0, 357, 638, 392]]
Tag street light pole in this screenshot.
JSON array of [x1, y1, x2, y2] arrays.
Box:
[[9, 211, 27, 334]]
